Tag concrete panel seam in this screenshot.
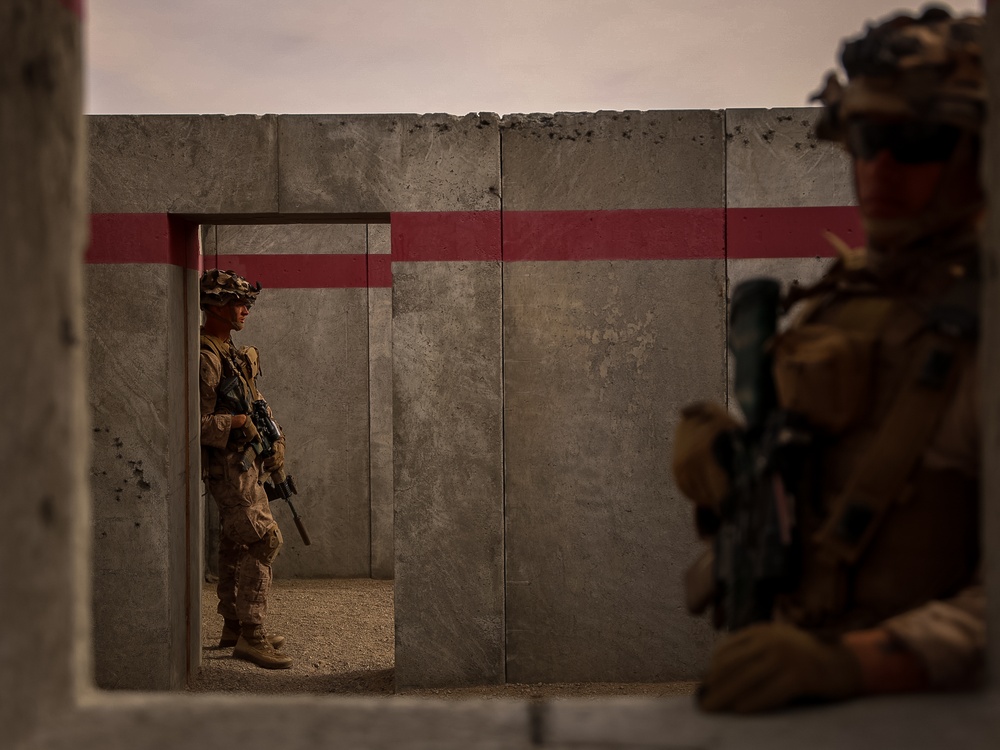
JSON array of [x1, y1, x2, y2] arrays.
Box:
[[499, 119, 509, 685]]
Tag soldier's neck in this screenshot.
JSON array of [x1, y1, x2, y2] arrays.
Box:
[[202, 316, 234, 342]]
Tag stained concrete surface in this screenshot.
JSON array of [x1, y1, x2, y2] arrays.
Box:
[[392, 260, 505, 688], [88, 115, 279, 214], [277, 113, 500, 213]]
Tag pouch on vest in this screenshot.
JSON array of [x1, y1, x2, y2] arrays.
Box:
[[672, 401, 742, 516], [772, 324, 878, 434]]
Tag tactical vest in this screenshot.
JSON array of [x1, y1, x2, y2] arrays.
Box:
[[772, 252, 980, 634], [200, 332, 264, 459]]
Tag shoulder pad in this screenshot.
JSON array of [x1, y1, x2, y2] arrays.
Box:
[[241, 346, 262, 378]]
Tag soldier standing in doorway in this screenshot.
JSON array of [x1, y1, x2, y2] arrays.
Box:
[[673, 7, 985, 711], [200, 268, 293, 670]]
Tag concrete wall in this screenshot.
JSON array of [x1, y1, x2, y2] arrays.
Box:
[[84, 107, 863, 690], [501, 111, 725, 682], [1, 1, 88, 747]]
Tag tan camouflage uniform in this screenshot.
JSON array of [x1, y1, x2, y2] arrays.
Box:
[[674, 8, 986, 696], [808, 9, 986, 687], [200, 333, 284, 626]]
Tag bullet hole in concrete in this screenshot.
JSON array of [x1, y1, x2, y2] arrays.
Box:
[[762, 129, 776, 143], [138, 479, 151, 491], [115, 487, 123, 493], [93, 427, 102, 433], [777, 115, 793, 122], [795, 142, 802, 150], [135, 522, 141, 528], [113, 437, 123, 448], [100, 531, 107, 539], [622, 130, 632, 139], [39, 496, 55, 527], [801, 120, 811, 127]]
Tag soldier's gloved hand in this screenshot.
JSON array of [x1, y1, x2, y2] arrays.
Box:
[[699, 622, 863, 713], [263, 440, 284, 474], [672, 401, 742, 518], [241, 419, 259, 443]]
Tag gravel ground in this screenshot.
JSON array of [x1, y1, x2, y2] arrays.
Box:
[[189, 578, 698, 699]]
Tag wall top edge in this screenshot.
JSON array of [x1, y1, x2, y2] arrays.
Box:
[[84, 107, 821, 122]]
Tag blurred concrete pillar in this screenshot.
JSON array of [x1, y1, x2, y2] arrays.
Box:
[[981, 2, 1000, 690], [0, 0, 89, 747]]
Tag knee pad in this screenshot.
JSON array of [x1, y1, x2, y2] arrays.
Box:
[[248, 526, 283, 565]]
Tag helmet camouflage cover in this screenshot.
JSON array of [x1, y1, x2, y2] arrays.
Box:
[[812, 5, 985, 143], [200, 268, 261, 309]]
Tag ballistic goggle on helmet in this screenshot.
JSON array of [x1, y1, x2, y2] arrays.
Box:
[[812, 6, 985, 144], [200, 269, 261, 310]]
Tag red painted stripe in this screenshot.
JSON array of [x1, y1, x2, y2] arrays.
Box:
[[504, 208, 724, 261], [368, 254, 393, 288], [391, 211, 501, 262], [727, 206, 864, 259], [209, 254, 372, 289], [87, 214, 198, 267]]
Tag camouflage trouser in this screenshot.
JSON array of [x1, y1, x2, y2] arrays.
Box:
[[207, 453, 283, 626]]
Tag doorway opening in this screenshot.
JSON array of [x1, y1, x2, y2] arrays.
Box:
[[191, 221, 394, 694]]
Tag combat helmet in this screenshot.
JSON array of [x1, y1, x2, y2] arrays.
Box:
[[812, 5, 985, 143], [200, 268, 261, 310]]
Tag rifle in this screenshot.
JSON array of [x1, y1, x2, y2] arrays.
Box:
[[217, 374, 312, 546], [711, 278, 805, 631]]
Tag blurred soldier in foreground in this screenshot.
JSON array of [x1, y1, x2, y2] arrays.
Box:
[[200, 269, 292, 669], [673, 6, 985, 712]]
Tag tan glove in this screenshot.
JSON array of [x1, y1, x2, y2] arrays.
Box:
[[699, 622, 862, 713], [672, 401, 741, 514], [262, 439, 284, 474]]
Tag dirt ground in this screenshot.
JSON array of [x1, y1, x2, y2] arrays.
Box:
[[188, 578, 698, 699]]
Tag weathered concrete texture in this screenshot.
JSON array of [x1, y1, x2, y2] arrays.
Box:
[[500, 110, 725, 210], [24, 692, 1000, 750], [204, 223, 365, 255], [504, 261, 724, 682], [88, 115, 279, 214], [501, 108, 725, 682], [26, 694, 534, 750], [278, 114, 501, 213], [1, 1, 87, 747], [542, 692, 1000, 749], [725, 108, 854, 208], [981, 6, 1000, 688], [393, 261, 504, 687], [86, 264, 194, 689], [368, 224, 394, 579], [244, 288, 372, 577]]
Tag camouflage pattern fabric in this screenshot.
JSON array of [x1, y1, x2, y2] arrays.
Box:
[[812, 7, 985, 142], [200, 332, 281, 626]]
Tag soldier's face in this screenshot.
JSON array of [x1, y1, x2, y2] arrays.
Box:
[[851, 125, 948, 221], [848, 117, 976, 223], [228, 301, 250, 331]]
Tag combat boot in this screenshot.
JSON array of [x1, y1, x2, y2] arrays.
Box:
[[219, 619, 285, 650], [233, 625, 293, 669]]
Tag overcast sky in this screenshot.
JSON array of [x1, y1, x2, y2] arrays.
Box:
[[85, 0, 984, 116]]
